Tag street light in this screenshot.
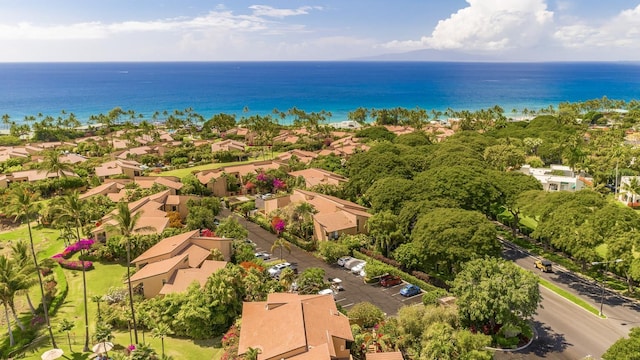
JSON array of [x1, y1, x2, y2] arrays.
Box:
[[590, 259, 623, 317]]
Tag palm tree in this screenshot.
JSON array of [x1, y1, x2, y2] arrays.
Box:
[[271, 238, 291, 260], [58, 318, 75, 352], [0, 254, 28, 344], [151, 322, 173, 358], [1, 294, 14, 346], [622, 177, 640, 205], [244, 347, 262, 360], [291, 203, 317, 241], [53, 191, 91, 351], [40, 150, 74, 178], [6, 186, 57, 348], [92, 295, 103, 320], [104, 201, 155, 345], [10, 240, 37, 315]]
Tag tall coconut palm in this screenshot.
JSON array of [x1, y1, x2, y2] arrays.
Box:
[[6, 186, 57, 348], [0, 255, 29, 336], [53, 191, 91, 351], [10, 240, 37, 315], [104, 201, 155, 345]]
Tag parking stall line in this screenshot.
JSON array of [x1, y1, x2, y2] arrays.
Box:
[[342, 303, 354, 308]]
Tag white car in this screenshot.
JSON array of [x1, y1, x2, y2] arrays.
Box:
[[351, 261, 366, 274], [344, 259, 364, 270], [268, 262, 291, 278], [337, 256, 354, 267], [318, 288, 337, 299], [255, 251, 271, 261]]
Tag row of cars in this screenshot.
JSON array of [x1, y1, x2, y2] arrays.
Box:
[[337, 256, 422, 297]]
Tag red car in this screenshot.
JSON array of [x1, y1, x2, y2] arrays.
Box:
[[379, 275, 402, 287]]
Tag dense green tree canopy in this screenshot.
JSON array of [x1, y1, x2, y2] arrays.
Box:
[[407, 208, 500, 274], [603, 327, 640, 360], [414, 166, 501, 216], [365, 177, 416, 214], [451, 258, 540, 331]]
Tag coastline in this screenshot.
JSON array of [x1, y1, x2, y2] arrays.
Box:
[[1, 61, 639, 125]]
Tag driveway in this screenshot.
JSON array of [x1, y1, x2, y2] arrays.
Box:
[[220, 209, 424, 315]]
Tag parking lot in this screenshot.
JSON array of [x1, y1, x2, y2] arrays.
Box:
[[223, 209, 425, 316]]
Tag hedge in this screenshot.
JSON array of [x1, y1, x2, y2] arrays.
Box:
[[352, 250, 439, 292]]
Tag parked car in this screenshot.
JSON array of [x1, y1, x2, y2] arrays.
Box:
[[351, 261, 367, 274], [255, 251, 271, 261], [318, 288, 337, 299], [379, 274, 402, 287], [337, 256, 354, 267], [344, 259, 364, 270], [535, 259, 553, 273], [400, 284, 421, 297], [243, 239, 257, 248], [328, 278, 344, 291], [267, 262, 298, 278]]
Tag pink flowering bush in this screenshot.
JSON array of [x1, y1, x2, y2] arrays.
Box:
[[52, 239, 96, 271], [272, 218, 286, 234], [256, 173, 268, 182], [273, 178, 286, 190]]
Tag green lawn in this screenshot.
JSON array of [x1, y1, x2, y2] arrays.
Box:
[[152, 152, 282, 179], [538, 278, 603, 318], [1, 225, 223, 359]]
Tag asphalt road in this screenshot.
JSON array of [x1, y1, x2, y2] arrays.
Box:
[[497, 240, 640, 359], [224, 209, 640, 358], [220, 209, 424, 316]]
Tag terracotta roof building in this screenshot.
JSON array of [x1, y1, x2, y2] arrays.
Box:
[[264, 189, 371, 241], [128, 229, 232, 298], [95, 159, 143, 180], [366, 352, 404, 360], [288, 168, 348, 188], [238, 293, 353, 360]]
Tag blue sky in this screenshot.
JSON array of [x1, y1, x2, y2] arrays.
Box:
[[1, 0, 640, 61]]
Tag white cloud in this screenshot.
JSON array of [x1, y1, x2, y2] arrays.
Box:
[[554, 4, 640, 50], [248, 5, 322, 18], [382, 0, 554, 52], [0, 8, 309, 41]]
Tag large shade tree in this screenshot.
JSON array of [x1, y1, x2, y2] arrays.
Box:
[[451, 258, 540, 333], [400, 208, 501, 275]]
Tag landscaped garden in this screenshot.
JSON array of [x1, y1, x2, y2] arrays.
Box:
[[0, 222, 224, 360]]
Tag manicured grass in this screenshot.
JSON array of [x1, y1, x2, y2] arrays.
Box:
[[1, 225, 223, 359], [538, 277, 603, 318], [152, 152, 282, 179], [20, 331, 223, 360], [0, 224, 61, 258]]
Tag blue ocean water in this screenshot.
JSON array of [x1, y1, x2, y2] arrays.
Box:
[[0, 61, 639, 124]]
